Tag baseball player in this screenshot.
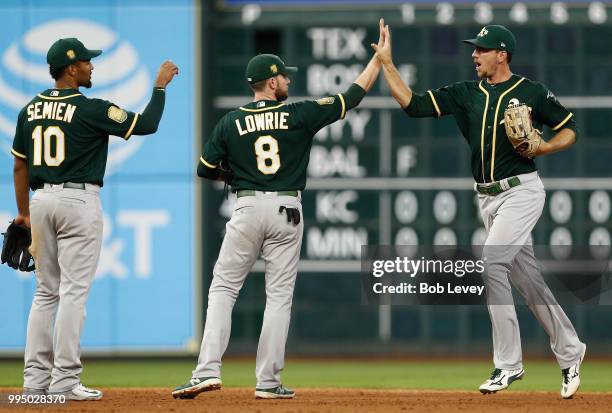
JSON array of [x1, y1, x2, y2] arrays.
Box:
[[172, 48, 381, 399], [372, 20, 586, 398], [11, 38, 178, 400]]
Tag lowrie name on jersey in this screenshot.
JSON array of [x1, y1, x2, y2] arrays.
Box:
[[235, 111, 289, 136]]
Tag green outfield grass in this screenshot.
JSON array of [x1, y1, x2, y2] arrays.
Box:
[[1, 359, 611, 391]]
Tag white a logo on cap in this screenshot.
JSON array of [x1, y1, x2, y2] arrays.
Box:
[[477, 27, 488, 38]]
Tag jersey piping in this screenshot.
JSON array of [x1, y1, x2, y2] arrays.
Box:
[[239, 103, 285, 113], [477, 81, 490, 183], [124, 113, 139, 139], [490, 77, 526, 181], [36, 93, 82, 100], [552, 112, 573, 131], [427, 90, 442, 117], [11, 148, 26, 159], [200, 156, 217, 168], [338, 93, 347, 119]]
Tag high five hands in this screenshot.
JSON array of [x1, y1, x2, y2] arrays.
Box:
[[371, 18, 392, 65]]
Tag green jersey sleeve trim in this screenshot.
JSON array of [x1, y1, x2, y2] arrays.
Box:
[[124, 113, 139, 139], [200, 156, 217, 168], [239, 103, 285, 112], [552, 112, 573, 131], [36, 93, 82, 100], [426, 90, 441, 117], [338, 93, 346, 119], [11, 148, 26, 159]]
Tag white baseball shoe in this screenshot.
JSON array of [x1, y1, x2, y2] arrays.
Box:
[[66, 383, 103, 401], [561, 345, 586, 399], [479, 368, 525, 394]]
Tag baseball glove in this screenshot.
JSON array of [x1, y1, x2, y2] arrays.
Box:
[[503, 103, 542, 159], [1, 220, 35, 272]]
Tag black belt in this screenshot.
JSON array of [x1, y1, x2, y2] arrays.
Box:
[[475, 176, 521, 196], [32, 182, 87, 191]]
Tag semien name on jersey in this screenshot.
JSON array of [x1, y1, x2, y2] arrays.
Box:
[[235, 112, 289, 136], [27, 102, 77, 123]]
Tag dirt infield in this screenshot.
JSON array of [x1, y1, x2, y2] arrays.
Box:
[[2, 388, 612, 413]]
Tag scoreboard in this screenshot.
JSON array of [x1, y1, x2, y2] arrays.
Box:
[[201, 1, 612, 347]]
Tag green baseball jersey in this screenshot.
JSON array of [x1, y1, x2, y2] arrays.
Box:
[[200, 94, 347, 191], [405, 74, 576, 183], [12, 88, 140, 188]]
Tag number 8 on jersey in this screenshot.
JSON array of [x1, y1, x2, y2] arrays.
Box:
[[254, 135, 280, 175]]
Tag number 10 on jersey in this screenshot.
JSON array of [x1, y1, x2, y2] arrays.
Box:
[[32, 125, 65, 167], [254, 135, 280, 174]]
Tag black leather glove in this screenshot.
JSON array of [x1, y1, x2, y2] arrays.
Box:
[[1, 220, 35, 272], [279, 206, 300, 226]]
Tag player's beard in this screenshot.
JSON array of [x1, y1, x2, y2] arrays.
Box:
[[78, 72, 92, 88], [275, 86, 288, 102]]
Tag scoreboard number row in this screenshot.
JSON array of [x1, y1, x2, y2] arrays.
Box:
[[400, 2, 608, 26]]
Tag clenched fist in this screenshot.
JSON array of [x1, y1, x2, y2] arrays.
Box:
[[154, 60, 179, 88]]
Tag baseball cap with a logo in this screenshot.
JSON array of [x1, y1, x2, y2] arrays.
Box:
[[245, 54, 298, 83], [46, 38, 102, 70], [463, 25, 516, 53]]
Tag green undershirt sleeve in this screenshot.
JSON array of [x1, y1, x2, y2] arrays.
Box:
[[343, 83, 367, 111], [132, 88, 166, 135]]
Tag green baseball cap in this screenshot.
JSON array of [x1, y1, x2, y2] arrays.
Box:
[[245, 54, 298, 83], [46, 38, 102, 70], [463, 25, 516, 53]]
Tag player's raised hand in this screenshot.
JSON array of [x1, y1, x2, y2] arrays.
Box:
[[155, 60, 179, 88], [371, 18, 392, 65], [371, 18, 385, 54]]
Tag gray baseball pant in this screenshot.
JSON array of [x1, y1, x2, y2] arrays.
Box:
[[479, 171, 585, 370], [23, 184, 103, 392], [193, 192, 303, 388]]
